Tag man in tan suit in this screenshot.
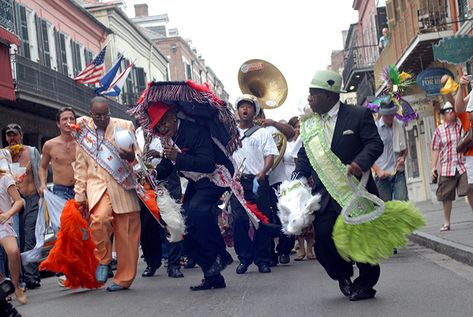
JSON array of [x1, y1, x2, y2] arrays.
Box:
[[75, 97, 140, 292]]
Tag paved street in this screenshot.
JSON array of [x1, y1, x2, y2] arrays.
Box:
[[16, 244, 473, 317], [411, 199, 473, 266]]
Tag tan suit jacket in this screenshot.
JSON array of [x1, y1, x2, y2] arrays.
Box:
[[74, 116, 140, 214]]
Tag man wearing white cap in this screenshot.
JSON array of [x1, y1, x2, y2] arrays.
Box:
[[294, 70, 383, 301], [431, 102, 473, 232], [231, 94, 279, 275]]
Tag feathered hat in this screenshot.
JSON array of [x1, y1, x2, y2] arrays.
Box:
[[367, 65, 417, 122], [129, 80, 240, 154]]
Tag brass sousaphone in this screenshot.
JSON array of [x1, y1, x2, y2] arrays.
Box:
[[238, 59, 288, 169]]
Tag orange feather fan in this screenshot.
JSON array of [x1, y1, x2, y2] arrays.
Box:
[[39, 200, 102, 289]]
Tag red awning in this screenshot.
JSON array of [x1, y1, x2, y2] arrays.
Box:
[[0, 27, 20, 46], [0, 44, 16, 101]]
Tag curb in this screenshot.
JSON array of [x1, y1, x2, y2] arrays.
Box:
[[409, 231, 473, 266]]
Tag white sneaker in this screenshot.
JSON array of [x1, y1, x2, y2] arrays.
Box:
[[57, 275, 67, 287]]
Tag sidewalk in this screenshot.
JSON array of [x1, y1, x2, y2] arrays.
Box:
[[410, 199, 473, 266]]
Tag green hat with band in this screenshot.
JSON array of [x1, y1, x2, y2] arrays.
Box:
[[310, 70, 346, 93]]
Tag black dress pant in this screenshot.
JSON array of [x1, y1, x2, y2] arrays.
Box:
[[314, 202, 380, 290], [182, 183, 227, 274], [269, 182, 295, 257], [231, 175, 272, 266], [140, 204, 182, 270]]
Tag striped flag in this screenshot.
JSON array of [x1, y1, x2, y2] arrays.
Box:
[[100, 64, 134, 97], [74, 46, 106, 84], [95, 53, 124, 95]]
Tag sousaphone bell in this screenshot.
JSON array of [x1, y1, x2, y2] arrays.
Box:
[[238, 59, 288, 170]]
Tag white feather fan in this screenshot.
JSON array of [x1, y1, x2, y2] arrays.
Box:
[[277, 179, 321, 235]]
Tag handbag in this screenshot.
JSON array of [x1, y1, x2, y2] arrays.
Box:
[[457, 128, 473, 154]]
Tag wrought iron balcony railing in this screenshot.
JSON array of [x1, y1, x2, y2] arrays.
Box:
[[417, 9, 448, 33], [374, 1, 451, 89], [12, 54, 128, 119], [342, 45, 378, 89], [0, 0, 14, 32]]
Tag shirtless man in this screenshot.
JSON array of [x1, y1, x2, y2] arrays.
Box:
[[38, 108, 76, 287], [5, 123, 42, 289], [39, 107, 77, 200]]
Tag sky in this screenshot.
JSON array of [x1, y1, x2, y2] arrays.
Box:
[[124, 0, 358, 120]]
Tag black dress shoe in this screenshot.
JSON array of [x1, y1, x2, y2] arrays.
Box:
[[168, 267, 184, 278], [278, 254, 290, 264], [338, 278, 353, 297], [236, 263, 249, 274], [349, 288, 376, 301], [190, 274, 226, 291], [109, 258, 118, 271], [108, 265, 114, 278], [257, 263, 271, 273], [217, 252, 234, 270], [26, 280, 41, 290], [142, 266, 158, 277], [184, 259, 196, 269]]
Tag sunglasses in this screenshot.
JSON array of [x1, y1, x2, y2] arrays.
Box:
[[443, 109, 454, 114], [92, 112, 111, 119]]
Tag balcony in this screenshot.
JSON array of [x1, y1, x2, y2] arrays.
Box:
[[342, 45, 378, 92], [11, 54, 129, 119], [0, 0, 14, 32], [374, 1, 453, 92]]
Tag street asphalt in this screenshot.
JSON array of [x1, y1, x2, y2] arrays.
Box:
[[15, 243, 473, 317]]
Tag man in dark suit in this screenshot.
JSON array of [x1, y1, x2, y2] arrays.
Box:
[[150, 105, 233, 291], [294, 70, 384, 301]]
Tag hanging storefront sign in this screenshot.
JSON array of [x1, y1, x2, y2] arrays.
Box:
[[416, 68, 454, 96], [433, 35, 473, 64]]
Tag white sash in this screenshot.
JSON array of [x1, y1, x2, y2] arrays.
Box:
[[73, 123, 136, 190]]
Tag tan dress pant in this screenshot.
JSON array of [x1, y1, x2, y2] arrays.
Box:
[[90, 191, 141, 288]]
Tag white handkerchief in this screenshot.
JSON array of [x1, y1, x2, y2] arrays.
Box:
[[342, 129, 354, 135]]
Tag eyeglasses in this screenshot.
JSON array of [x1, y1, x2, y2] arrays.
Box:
[[92, 112, 111, 119]]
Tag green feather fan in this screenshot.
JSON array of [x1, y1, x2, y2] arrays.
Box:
[[332, 201, 425, 265]]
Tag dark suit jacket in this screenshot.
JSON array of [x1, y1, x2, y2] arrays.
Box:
[[155, 119, 233, 190], [294, 102, 383, 214]]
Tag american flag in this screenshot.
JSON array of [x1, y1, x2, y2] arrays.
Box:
[[74, 46, 106, 84]]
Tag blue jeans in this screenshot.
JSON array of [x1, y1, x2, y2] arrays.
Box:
[[375, 171, 408, 202], [52, 184, 75, 200]]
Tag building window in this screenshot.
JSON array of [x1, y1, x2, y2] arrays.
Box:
[[15, 4, 30, 59], [134, 67, 146, 94], [120, 58, 135, 105], [35, 17, 51, 68], [84, 49, 94, 64], [71, 40, 82, 76], [54, 30, 68, 75], [458, 0, 469, 25], [184, 62, 192, 80]]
